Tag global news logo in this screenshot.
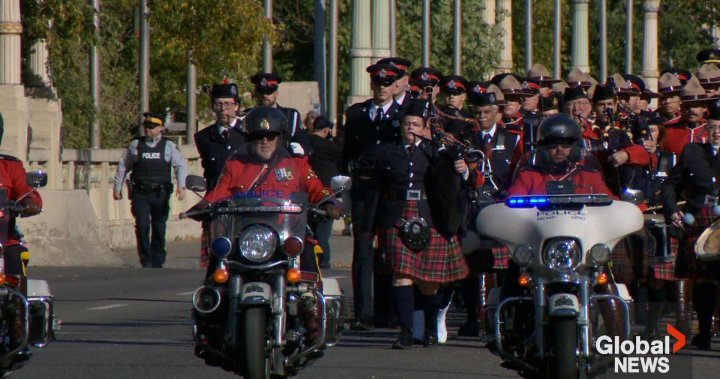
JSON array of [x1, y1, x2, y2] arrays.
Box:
[[595, 324, 685, 374]]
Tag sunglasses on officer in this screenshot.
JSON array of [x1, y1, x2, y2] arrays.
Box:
[[540, 138, 574, 149], [248, 132, 280, 142]]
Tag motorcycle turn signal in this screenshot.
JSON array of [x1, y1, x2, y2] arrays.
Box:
[[518, 272, 532, 287], [596, 271, 610, 285], [287, 268, 301, 284], [213, 268, 229, 284]]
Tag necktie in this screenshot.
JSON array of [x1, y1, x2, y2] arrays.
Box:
[[407, 145, 414, 155], [482, 133, 492, 157], [221, 129, 229, 140], [375, 108, 384, 123]]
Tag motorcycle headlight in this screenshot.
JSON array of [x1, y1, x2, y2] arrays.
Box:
[[589, 243, 611, 266], [239, 225, 277, 262], [512, 245, 534, 267], [543, 238, 581, 272]]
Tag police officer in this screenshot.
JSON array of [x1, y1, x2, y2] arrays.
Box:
[[377, 57, 414, 112], [342, 63, 404, 330], [114, 112, 187, 268], [308, 116, 343, 269], [457, 86, 524, 336], [661, 100, 720, 349], [247, 73, 312, 154], [661, 77, 709, 155], [437, 74, 476, 138], [194, 83, 246, 191]]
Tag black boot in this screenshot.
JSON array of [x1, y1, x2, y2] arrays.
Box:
[[392, 326, 413, 349]]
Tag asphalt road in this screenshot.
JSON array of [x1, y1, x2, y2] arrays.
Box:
[[8, 237, 720, 378]]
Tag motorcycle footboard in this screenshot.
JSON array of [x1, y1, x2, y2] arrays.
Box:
[[494, 296, 536, 375]]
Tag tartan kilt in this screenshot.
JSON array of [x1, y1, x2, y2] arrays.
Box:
[[651, 207, 714, 281], [378, 202, 469, 284], [491, 245, 511, 270], [610, 238, 633, 284]]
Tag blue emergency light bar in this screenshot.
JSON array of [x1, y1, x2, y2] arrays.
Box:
[[506, 194, 613, 208]]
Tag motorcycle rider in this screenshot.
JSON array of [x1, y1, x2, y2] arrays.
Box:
[[505, 114, 628, 339], [0, 120, 43, 358], [190, 107, 342, 358]]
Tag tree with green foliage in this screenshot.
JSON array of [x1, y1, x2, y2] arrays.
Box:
[[512, 0, 719, 80], [21, 0, 270, 149]]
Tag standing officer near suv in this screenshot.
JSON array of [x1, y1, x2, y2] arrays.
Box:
[[114, 112, 188, 268]]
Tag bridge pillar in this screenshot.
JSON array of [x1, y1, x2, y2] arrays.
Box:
[[642, 0, 661, 93], [0, 0, 28, 161], [496, 0, 513, 74], [571, 0, 590, 74], [347, 0, 372, 106]]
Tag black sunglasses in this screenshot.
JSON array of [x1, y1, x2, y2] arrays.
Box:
[[249, 133, 279, 141]]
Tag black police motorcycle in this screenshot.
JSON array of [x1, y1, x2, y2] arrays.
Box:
[[0, 171, 57, 375], [182, 175, 346, 379]]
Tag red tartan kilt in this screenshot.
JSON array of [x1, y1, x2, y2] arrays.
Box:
[[491, 246, 511, 270], [378, 202, 468, 284], [651, 206, 714, 281]]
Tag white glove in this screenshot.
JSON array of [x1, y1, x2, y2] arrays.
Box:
[[290, 142, 305, 156]]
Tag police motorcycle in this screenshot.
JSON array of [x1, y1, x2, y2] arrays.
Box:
[[0, 171, 57, 375], [181, 175, 347, 379], [477, 190, 643, 379]]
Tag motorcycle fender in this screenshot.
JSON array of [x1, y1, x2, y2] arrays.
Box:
[[548, 293, 579, 316], [240, 282, 272, 305]]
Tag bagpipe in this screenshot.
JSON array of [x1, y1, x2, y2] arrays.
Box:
[[424, 88, 485, 164]]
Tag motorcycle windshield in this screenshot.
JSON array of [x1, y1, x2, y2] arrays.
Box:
[[477, 195, 643, 257], [206, 195, 309, 261]]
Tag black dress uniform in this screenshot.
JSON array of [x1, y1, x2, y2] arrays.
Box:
[[247, 73, 312, 154], [661, 139, 720, 349], [341, 63, 404, 328], [194, 125, 245, 191]]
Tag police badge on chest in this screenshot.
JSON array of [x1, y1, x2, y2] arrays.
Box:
[[275, 168, 293, 182]]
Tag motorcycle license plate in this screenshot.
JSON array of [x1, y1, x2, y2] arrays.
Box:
[[240, 282, 271, 304]]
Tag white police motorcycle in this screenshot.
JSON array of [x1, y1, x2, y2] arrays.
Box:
[[477, 193, 643, 378]]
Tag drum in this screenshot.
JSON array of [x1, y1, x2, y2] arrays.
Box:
[[644, 214, 674, 264], [695, 219, 720, 261]]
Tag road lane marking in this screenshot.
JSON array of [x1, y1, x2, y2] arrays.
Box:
[[177, 291, 194, 296], [87, 304, 128, 311]]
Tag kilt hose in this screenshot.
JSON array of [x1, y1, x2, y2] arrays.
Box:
[[378, 202, 468, 284]]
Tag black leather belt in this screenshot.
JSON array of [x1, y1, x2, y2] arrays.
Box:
[[385, 189, 427, 201], [134, 182, 173, 193]]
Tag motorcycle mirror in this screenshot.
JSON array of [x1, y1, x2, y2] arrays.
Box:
[[26, 170, 48, 188], [621, 188, 644, 204], [330, 175, 351, 192], [186, 175, 207, 193]]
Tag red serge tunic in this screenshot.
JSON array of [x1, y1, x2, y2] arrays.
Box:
[[204, 149, 331, 205]]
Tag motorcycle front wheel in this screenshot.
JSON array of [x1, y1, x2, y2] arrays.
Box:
[[547, 316, 579, 379], [243, 307, 270, 379]]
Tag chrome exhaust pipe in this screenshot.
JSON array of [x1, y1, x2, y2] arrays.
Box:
[[192, 286, 221, 314]]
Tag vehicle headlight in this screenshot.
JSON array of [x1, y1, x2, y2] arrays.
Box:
[[512, 245, 534, 266], [589, 243, 611, 266], [239, 225, 277, 262], [543, 238, 581, 272]]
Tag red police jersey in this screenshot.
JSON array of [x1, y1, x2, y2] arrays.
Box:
[[205, 154, 332, 205], [0, 155, 43, 246], [508, 161, 615, 197]]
